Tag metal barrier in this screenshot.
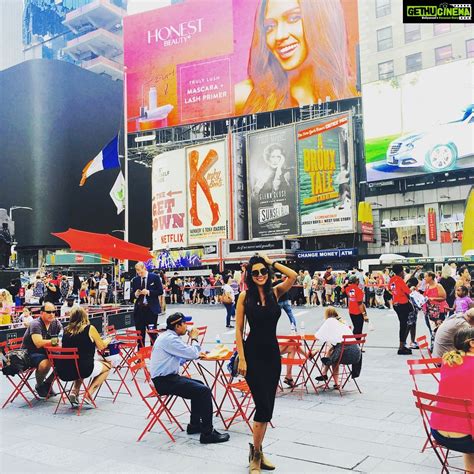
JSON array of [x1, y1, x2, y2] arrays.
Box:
[[0, 307, 135, 344]]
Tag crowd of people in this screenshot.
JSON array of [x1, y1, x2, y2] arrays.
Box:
[[1, 255, 473, 473]]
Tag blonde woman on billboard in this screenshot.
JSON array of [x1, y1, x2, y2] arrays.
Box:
[[235, 0, 356, 115]]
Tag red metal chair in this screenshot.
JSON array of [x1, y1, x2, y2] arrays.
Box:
[[407, 357, 442, 389], [217, 378, 256, 432], [1, 337, 39, 408], [45, 346, 97, 415], [277, 337, 318, 396], [407, 358, 442, 453], [322, 334, 367, 396], [126, 354, 184, 442], [412, 389, 472, 473], [416, 335, 433, 359], [111, 334, 141, 402], [105, 325, 117, 338]]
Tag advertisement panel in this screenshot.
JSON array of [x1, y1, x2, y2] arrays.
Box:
[[124, 0, 360, 131], [152, 150, 187, 250], [231, 132, 248, 241], [186, 140, 228, 245], [363, 59, 474, 182], [296, 113, 356, 236], [247, 125, 298, 238]]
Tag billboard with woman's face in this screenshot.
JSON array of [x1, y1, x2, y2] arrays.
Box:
[[124, 0, 359, 131]]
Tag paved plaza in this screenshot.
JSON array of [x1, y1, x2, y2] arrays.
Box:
[[0, 304, 447, 473]]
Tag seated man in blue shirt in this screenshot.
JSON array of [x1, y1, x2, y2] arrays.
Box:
[[150, 312, 230, 444]]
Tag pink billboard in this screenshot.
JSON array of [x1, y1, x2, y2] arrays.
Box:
[[124, 0, 359, 131]]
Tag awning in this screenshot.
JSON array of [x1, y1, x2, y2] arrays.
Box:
[[52, 228, 152, 262]]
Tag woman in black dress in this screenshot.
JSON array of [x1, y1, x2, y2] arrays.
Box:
[[56, 307, 111, 405], [235, 253, 297, 473]]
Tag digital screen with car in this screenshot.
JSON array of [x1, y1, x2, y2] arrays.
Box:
[[363, 59, 474, 182]]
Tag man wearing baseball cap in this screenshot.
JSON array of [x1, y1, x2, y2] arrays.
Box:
[[150, 312, 230, 444]]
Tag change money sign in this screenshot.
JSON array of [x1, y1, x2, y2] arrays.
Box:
[[296, 113, 356, 236]]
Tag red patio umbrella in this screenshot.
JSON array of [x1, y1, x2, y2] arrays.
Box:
[[52, 228, 153, 262]]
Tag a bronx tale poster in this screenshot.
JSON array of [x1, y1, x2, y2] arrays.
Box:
[[152, 150, 188, 250], [296, 113, 356, 236], [247, 125, 298, 238]]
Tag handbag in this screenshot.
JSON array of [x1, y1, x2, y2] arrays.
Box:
[[425, 301, 441, 322], [227, 316, 247, 377], [222, 293, 233, 305], [1, 349, 31, 376]]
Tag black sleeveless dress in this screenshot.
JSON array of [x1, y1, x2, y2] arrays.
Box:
[[244, 294, 281, 422], [56, 325, 95, 381]]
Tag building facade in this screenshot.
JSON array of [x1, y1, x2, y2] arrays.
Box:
[[22, 0, 126, 80], [0, 0, 24, 71], [359, 0, 474, 259], [359, 0, 473, 83]]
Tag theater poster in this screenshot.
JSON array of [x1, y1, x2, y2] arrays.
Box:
[[296, 113, 356, 236], [152, 150, 187, 250], [247, 125, 298, 238], [124, 0, 359, 131], [185, 140, 228, 245]]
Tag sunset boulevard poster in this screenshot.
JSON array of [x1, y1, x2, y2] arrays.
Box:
[[296, 113, 356, 236], [247, 125, 298, 238]]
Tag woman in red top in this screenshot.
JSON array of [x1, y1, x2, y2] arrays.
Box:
[[430, 326, 474, 472], [424, 271, 448, 332], [389, 265, 412, 355], [344, 275, 368, 336]]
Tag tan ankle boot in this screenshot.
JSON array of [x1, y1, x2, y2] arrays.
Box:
[[260, 448, 275, 471], [249, 443, 262, 473]]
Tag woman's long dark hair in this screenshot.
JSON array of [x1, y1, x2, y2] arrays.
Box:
[[244, 255, 275, 308]]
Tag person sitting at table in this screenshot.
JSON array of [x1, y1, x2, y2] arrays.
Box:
[[150, 312, 230, 444], [55, 306, 111, 405], [430, 326, 474, 473], [311, 306, 361, 389], [21, 302, 63, 397]]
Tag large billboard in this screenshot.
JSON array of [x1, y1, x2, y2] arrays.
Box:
[[152, 150, 188, 250], [364, 59, 474, 182], [247, 125, 298, 238], [186, 140, 228, 245], [124, 0, 359, 131], [296, 113, 356, 235]]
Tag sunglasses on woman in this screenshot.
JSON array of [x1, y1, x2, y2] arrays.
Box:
[[251, 267, 269, 277]]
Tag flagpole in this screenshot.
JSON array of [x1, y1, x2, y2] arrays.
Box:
[[123, 66, 129, 273]]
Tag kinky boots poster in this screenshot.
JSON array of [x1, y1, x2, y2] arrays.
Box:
[[247, 125, 298, 238], [186, 140, 228, 245]]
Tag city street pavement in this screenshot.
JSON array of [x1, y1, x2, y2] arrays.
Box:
[[0, 304, 452, 474]]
